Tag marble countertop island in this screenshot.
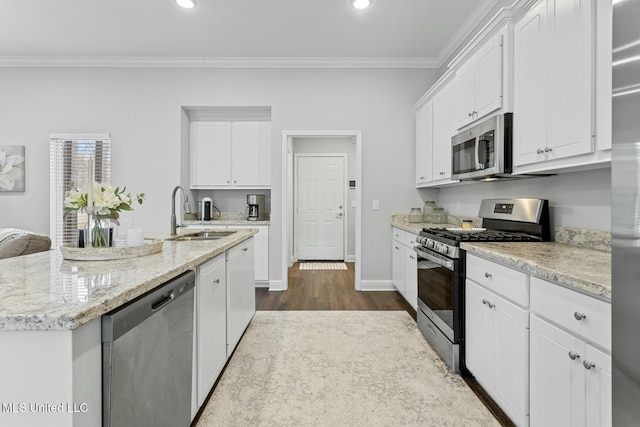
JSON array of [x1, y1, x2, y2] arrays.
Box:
[[0, 228, 257, 331], [461, 242, 611, 301]]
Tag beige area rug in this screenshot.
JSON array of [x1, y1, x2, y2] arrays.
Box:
[[196, 311, 499, 427], [299, 262, 348, 270]]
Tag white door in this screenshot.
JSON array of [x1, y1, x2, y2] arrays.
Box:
[[295, 155, 345, 260]]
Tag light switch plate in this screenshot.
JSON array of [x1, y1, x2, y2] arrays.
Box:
[[372, 200, 379, 210]]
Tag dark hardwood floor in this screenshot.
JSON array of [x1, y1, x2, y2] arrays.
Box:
[[255, 262, 515, 427], [256, 262, 416, 316]]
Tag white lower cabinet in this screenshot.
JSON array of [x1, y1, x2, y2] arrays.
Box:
[[391, 227, 417, 309], [226, 225, 269, 283], [530, 315, 611, 427], [465, 255, 611, 427], [529, 277, 611, 427], [185, 224, 269, 284], [465, 279, 529, 427], [192, 238, 257, 419], [404, 247, 418, 310], [196, 254, 227, 407], [391, 240, 405, 296], [226, 237, 256, 356]]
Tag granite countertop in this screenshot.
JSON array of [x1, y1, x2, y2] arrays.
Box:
[[390, 214, 461, 234], [461, 242, 611, 301], [0, 228, 257, 332]]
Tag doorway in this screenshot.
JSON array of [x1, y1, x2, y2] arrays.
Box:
[[281, 131, 362, 291]]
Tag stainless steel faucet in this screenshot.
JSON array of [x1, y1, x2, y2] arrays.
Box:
[[171, 185, 191, 236]]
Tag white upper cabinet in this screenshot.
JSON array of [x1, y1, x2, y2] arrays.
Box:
[[432, 79, 457, 181], [191, 122, 232, 188], [513, 0, 611, 174], [231, 122, 271, 187], [415, 76, 458, 188], [191, 121, 271, 189], [454, 32, 504, 129], [415, 101, 434, 186]]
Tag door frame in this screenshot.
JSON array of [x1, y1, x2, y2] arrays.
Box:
[[294, 153, 348, 262], [281, 130, 362, 291]]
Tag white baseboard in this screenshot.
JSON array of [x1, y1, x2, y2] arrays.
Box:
[[255, 282, 270, 288], [345, 255, 356, 262], [359, 280, 396, 291], [268, 280, 286, 291]]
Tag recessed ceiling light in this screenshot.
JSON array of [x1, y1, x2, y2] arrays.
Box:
[[351, 0, 372, 10], [176, 0, 196, 9]]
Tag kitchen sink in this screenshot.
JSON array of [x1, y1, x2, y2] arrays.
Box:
[[168, 230, 237, 241]]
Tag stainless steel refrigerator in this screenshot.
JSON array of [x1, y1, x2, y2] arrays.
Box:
[[612, 0, 640, 424]]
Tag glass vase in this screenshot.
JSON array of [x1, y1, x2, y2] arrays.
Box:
[[86, 215, 112, 248]]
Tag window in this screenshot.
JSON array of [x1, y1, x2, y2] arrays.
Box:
[[49, 134, 111, 248]]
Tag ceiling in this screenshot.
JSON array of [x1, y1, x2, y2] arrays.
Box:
[[0, 0, 498, 67]]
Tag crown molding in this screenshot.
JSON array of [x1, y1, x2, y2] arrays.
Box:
[[435, 0, 504, 69], [0, 56, 440, 69]]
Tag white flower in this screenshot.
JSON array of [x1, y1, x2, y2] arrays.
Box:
[[63, 180, 144, 219], [64, 188, 85, 210], [0, 149, 25, 191]]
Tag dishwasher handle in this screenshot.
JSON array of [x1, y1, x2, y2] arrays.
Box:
[[151, 292, 175, 311]]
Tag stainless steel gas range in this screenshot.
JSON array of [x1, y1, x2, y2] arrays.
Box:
[[414, 198, 550, 373]]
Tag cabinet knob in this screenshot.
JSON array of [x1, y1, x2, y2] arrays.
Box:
[[395, 246, 400, 250], [410, 255, 415, 260], [242, 247, 248, 252], [536, 148, 544, 155], [473, 111, 478, 116], [484, 272, 492, 278], [468, 112, 472, 117], [574, 312, 587, 321], [213, 279, 220, 285], [583, 360, 596, 370], [419, 176, 426, 180], [568, 351, 580, 360], [544, 147, 553, 152]]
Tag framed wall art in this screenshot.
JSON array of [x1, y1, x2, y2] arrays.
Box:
[[0, 145, 25, 192]]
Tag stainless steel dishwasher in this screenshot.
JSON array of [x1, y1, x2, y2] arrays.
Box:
[[102, 270, 195, 427]]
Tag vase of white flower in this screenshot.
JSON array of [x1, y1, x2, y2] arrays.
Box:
[[64, 181, 145, 249]]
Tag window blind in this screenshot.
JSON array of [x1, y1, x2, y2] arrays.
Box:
[[49, 135, 111, 248]]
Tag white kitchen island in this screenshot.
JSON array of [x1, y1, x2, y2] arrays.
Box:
[[0, 229, 257, 427]]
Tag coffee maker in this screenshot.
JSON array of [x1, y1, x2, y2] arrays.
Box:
[[246, 194, 266, 221]]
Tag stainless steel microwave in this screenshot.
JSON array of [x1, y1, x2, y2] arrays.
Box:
[[451, 113, 513, 181]]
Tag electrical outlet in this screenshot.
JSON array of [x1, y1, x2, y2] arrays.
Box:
[[372, 200, 379, 210]]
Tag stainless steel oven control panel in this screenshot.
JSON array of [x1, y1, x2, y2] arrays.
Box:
[[415, 236, 459, 259]]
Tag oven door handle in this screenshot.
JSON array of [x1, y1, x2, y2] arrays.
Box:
[[413, 247, 454, 271]]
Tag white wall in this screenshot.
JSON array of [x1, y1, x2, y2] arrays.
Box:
[[428, 167, 612, 232], [0, 66, 437, 284]]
